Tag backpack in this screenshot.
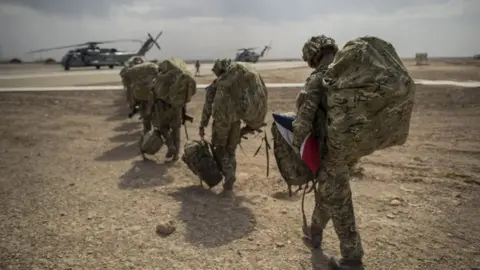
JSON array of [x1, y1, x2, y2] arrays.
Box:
[[154, 58, 197, 108], [139, 129, 164, 157], [271, 112, 314, 196], [181, 140, 223, 188], [120, 67, 135, 107], [324, 36, 416, 163], [213, 62, 268, 130], [123, 62, 158, 101]]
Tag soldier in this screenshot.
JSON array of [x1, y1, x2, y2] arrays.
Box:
[[119, 56, 144, 110], [198, 59, 231, 138], [195, 60, 201, 76], [149, 97, 183, 160], [122, 59, 158, 134], [292, 35, 364, 269], [149, 59, 196, 161], [198, 58, 238, 193]]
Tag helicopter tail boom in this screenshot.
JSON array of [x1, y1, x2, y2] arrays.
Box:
[[260, 40, 272, 57]]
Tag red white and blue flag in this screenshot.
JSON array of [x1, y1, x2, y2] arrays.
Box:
[[272, 113, 320, 174]]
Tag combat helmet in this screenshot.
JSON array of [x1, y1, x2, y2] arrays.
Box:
[[302, 35, 338, 68], [128, 56, 144, 67], [211, 58, 232, 77]]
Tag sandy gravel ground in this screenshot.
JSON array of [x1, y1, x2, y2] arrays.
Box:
[[0, 61, 479, 270]]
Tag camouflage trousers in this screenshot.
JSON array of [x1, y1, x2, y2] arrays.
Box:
[[150, 99, 183, 157], [125, 86, 135, 108], [211, 120, 241, 189], [158, 125, 181, 157], [138, 101, 152, 134], [311, 160, 364, 260]]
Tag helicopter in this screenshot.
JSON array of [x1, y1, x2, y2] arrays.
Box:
[[28, 31, 163, 71], [234, 41, 272, 63]]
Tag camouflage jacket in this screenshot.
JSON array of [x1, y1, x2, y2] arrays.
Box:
[[119, 66, 132, 87], [292, 63, 330, 152], [200, 79, 217, 127]]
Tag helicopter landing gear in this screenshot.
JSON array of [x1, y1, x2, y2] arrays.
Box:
[[63, 56, 72, 71]]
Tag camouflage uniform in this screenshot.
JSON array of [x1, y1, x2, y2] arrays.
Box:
[[124, 60, 158, 134], [148, 92, 183, 160], [199, 79, 217, 129], [199, 58, 231, 131], [199, 59, 238, 191], [119, 57, 144, 109], [195, 60, 200, 76], [293, 35, 364, 269]]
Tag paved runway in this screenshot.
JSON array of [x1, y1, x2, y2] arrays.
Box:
[[0, 61, 307, 88], [0, 61, 306, 79], [1, 80, 479, 92], [1, 61, 479, 91]]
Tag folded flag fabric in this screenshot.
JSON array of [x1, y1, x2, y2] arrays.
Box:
[[272, 113, 320, 174]]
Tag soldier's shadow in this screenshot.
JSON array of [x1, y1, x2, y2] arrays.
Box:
[[108, 130, 142, 143], [168, 186, 256, 248], [118, 159, 174, 189], [105, 96, 131, 122], [106, 107, 130, 121], [95, 142, 139, 161], [271, 190, 303, 202], [113, 122, 140, 132]]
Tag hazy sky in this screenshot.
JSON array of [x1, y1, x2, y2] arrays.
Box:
[[0, 0, 478, 60]]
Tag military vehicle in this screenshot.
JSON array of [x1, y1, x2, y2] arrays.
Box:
[[234, 41, 272, 63], [29, 32, 163, 71]]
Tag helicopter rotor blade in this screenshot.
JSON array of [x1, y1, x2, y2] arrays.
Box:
[[29, 43, 90, 53], [94, 39, 143, 45], [265, 41, 272, 55], [237, 47, 257, 51], [155, 31, 163, 40], [148, 31, 162, 50], [29, 39, 143, 54]]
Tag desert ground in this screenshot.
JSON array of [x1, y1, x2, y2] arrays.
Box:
[[0, 59, 479, 270]]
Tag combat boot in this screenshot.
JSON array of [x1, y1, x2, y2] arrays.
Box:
[[328, 257, 364, 270], [165, 147, 176, 159], [302, 225, 323, 249], [172, 135, 181, 161], [143, 126, 151, 134], [220, 175, 235, 196], [223, 176, 234, 190], [170, 148, 180, 161]]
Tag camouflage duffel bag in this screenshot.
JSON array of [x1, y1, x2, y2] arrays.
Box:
[[140, 129, 164, 155], [324, 35, 416, 163], [271, 112, 314, 196], [181, 140, 223, 188]]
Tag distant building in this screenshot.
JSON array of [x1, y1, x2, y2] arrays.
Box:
[[415, 52, 428, 65]]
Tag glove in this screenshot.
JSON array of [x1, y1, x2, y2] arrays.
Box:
[[240, 126, 252, 137]]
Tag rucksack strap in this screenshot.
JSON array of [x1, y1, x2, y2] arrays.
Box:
[[238, 130, 271, 177]]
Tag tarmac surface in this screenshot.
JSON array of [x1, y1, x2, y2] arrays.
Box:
[[1, 60, 479, 90], [0, 61, 306, 88]]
